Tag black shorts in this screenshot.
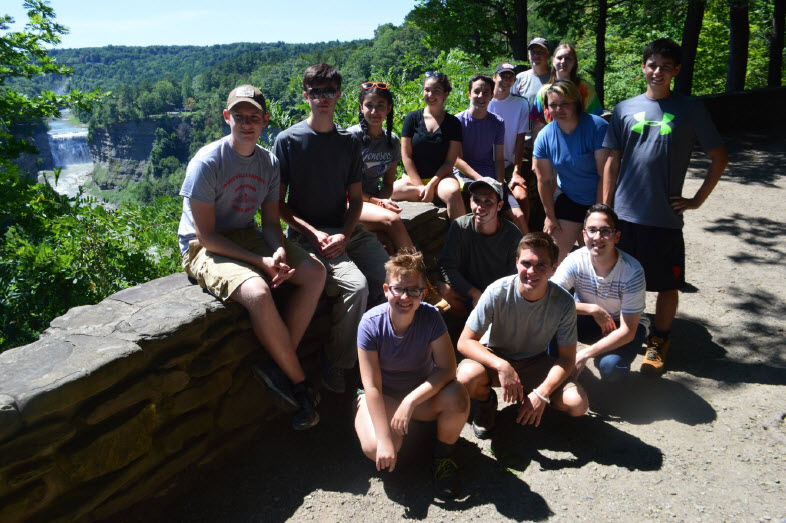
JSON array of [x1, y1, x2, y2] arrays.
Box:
[[554, 193, 590, 223], [617, 220, 685, 292]]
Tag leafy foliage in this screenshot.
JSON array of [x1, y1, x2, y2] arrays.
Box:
[[0, 169, 181, 350]]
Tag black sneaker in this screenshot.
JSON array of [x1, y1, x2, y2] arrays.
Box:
[[252, 361, 298, 413], [321, 366, 346, 394], [291, 381, 319, 430], [432, 457, 461, 498], [471, 389, 497, 440]]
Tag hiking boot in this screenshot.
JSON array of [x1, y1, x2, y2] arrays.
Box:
[[252, 361, 298, 413], [424, 279, 451, 313], [291, 381, 319, 431], [433, 457, 461, 498], [321, 366, 346, 394], [471, 389, 497, 440], [640, 335, 671, 376]]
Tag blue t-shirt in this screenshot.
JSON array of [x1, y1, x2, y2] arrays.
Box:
[[454, 110, 505, 181], [533, 112, 608, 206], [357, 302, 447, 396]]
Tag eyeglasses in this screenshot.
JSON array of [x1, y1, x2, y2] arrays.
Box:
[[230, 113, 264, 125], [425, 71, 446, 79], [306, 87, 339, 100], [361, 82, 389, 90], [583, 227, 616, 238], [388, 286, 425, 297]]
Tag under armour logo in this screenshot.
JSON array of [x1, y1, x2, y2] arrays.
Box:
[[632, 111, 674, 135]]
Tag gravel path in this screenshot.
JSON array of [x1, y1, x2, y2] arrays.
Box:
[[116, 127, 786, 522]]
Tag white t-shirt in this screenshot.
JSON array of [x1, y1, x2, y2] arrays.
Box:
[[551, 247, 649, 332], [488, 94, 531, 167]]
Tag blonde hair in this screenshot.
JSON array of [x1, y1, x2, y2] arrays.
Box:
[[384, 248, 426, 283], [545, 80, 583, 113]]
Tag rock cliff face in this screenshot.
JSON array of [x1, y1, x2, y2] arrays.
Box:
[[88, 121, 158, 187], [11, 124, 54, 181]]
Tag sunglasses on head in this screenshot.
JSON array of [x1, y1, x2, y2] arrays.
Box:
[[361, 82, 389, 90], [425, 71, 446, 79], [306, 87, 339, 100]]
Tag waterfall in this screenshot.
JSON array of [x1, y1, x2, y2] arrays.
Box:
[[48, 130, 92, 166]]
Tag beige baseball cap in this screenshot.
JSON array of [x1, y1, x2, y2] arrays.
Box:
[[226, 85, 266, 112]]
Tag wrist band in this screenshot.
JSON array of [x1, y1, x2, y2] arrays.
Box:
[[532, 389, 550, 404]]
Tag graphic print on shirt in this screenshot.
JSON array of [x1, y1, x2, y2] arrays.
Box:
[[632, 111, 675, 135], [222, 173, 266, 213], [362, 149, 394, 180]]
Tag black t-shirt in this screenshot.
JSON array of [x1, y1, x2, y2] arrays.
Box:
[[401, 109, 463, 179]]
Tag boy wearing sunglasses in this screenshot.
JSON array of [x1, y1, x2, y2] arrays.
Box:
[[275, 63, 389, 395]]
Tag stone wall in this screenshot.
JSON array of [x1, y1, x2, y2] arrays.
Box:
[[700, 86, 786, 133], [0, 202, 447, 522]]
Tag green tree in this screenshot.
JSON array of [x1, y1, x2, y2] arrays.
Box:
[[407, 0, 528, 63], [1, 1, 100, 167]]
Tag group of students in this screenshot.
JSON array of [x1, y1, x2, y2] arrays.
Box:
[[176, 37, 728, 499]]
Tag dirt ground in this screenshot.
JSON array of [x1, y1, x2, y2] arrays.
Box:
[[116, 127, 786, 522]]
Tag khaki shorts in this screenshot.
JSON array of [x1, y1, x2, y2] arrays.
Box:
[[484, 352, 578, 393], [182, 228, 311, 301]]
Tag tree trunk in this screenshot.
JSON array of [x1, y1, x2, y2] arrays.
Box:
[[511, 0, 528, 60], [675, 0, 706, 95], [768, 0, 786, 87], [594, 0, 607, 106], [726, 0, 750, 92]]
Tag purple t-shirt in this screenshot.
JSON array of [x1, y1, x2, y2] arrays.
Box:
[[357, 302, 447, 396], [455, 110, 505, 181]]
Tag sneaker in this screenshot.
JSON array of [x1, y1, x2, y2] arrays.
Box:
[[640, 335, 671, 376], [432, 457, 461, 498], [471, 389, 498, 440], [291, 381, 319, 430], [321, 366, 346, 394], [252, 361, 298, 413]]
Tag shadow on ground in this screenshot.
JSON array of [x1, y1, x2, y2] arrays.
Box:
[[489, 408, 663, 474], [114, 394, 554, 522], [688, 127, 786, 187]]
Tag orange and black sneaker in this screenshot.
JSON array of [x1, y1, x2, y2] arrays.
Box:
[[640, 335, 671, 376]]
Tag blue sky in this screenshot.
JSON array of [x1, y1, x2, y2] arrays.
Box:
[[4, 0, 418, 48]]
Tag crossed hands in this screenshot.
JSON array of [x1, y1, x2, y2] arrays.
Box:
[[313, 231, 348, 259], [259, 247, 294, 288], [417, 180, 438, 203]]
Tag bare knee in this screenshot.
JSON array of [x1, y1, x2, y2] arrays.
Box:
[[560, 384, 589, 417], [456, 360, 489, 400], [437, 380, 470, 414], [299, 257, 326, 286], [233, 278, 273, 309]]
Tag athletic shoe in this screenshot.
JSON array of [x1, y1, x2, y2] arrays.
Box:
[[321, 366, 346, 394], [471, 389, 498, 439], [252, 361, 298, 413], [640, 335, 671, 376], [432, 457, 461, 498], [291, 381, 319, 430]]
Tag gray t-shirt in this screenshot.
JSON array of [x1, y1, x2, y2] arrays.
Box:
[[177, 135, 279, 254], [274, 120, 363, 229], [603, 92, 723, 229], [347, 124, 401, 196], [467, 275, 577, 360], [512, 69, 551, 110], [439, 214, 522, 296]]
